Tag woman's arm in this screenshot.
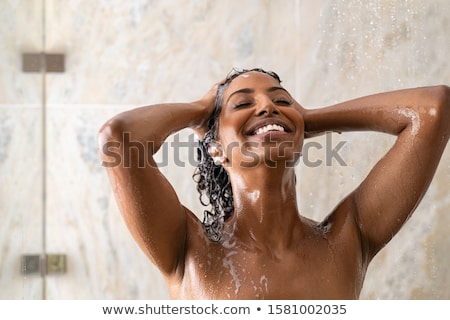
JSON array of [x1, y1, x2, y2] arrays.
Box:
[[97, 85, 216, 279], [302, 85, 450, 259]]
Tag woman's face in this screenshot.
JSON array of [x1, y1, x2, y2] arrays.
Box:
[[217, 71, 305, 170]]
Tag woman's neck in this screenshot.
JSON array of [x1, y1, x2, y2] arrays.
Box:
[[224, 165, 303, 249]]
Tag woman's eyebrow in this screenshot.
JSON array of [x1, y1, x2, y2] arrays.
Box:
[[226, 88, 254, 103], [267, 86, 289, 94], [267, 87, 293, 99]]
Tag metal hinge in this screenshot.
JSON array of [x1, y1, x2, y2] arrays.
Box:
[[22, 52, 65, 73], [21, 254, 67, 275]]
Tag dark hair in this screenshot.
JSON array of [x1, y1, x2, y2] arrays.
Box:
[[193, 68, 282, 241]]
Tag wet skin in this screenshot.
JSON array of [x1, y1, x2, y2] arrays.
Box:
[[98, 72, 450, 299]]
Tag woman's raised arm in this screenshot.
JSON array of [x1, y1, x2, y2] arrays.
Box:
[[302, 85, 450, 260], [97, 84, 217, 279]]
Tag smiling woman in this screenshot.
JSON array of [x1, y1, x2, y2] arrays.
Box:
[[194, 68, 304, 242], [97, 68, 449, 299]]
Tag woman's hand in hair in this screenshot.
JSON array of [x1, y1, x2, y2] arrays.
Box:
[[192, 80, 225, 139]]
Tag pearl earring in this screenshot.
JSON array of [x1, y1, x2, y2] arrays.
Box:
[[214, 156, 225, 166], [208, 142, 222, 157]]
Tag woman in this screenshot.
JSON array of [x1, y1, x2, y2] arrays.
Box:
[[98, 68, 449, 299]]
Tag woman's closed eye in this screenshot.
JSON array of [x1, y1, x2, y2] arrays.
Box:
[[233, 101, 253, 109], [273, 98, 293, 106], [232, 97, 292, 109]]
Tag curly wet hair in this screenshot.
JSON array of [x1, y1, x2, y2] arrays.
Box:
[[193, 68, 282, 241]]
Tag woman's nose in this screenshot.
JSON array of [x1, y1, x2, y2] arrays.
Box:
[[256, 98, 279, 116]]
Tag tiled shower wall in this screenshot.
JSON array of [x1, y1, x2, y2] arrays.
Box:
[[1, 0, 449, 299]]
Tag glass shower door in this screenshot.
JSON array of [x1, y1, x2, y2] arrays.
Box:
[[1, 0, 170, 300]]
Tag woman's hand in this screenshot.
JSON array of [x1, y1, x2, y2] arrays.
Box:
[[191, 80, 224, 139], [295, 104, 330, 139]]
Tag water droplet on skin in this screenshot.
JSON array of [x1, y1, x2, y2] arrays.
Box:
[[428, 108, 437, 117]]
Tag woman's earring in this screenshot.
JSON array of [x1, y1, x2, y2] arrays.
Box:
[[208, 142, 226, 166], [213, 156, 225, 166], [208, 142, 221, 157]]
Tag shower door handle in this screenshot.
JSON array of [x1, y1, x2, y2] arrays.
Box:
[[21, 254, 67, 275], [22, 52, 65, 73]]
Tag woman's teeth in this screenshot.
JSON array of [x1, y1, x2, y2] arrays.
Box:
[[254, 124, 285, 135]]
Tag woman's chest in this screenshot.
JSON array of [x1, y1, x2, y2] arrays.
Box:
[[175, 241, 364, 299]]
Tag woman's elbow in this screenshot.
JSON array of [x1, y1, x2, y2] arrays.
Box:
[[429, 85, 450, 137], [98, 118, 126, 145], [97, 117, 127, 164], [433, 84, 450, 106]]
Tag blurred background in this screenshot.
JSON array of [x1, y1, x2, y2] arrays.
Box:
[[1, 0, 449, 299]]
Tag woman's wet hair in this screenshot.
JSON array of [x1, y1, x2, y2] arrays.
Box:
[[193, 68, 282, 241]]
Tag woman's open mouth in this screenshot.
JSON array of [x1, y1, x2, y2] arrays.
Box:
[[254, 124, 285, 135], [246, 118, 292, 136]]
